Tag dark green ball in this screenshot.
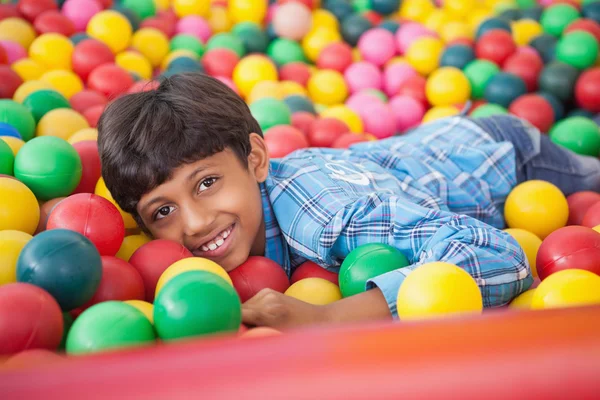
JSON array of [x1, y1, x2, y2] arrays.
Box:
[[484, 72, 527, 108], [537, 91, 565, 121], [111, 5, 140, 30], [529, 34, 557, 63], [538, 61, 580, 103], [521, 5, 543, 20], [378, 20, 401, 34], [0, 138, 14, 176], [232, 22, 270, 54], [341, 14, 373, 46], [368, 0, 400, 16], [464, 59, 500, 100], [284, 95, 316, 114], [440, 45, 475, 70], [567, 109, 595, 119], [324, 0, 354, 22], [70, 33, 90, 45], [476, 17, 512, 39], [583, 1, 600, 24], [498, 8, 522, 21], [22, 90, 71, 123]]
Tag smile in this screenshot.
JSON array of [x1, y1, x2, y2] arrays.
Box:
[[193, 224, 235, 258]]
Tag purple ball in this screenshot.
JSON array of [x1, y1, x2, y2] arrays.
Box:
[[344, 61, 383, 94], [358, 28, 397, 66]]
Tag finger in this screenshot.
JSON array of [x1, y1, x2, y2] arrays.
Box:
[[241, 307, 265, 327]]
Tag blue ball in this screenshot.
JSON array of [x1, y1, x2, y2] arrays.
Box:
[[440, 45, 475, 70], [0, 122, 21, 139], [378, 20, 401, 34], [341, 14, 373, 46], [324, 0, 354, 22], [70, 33, 90, 45], [484, 72, 527, 108], [168, 57, 204, 74], [529, 34, 556, 64], [520, 5, 543, 21], [498, 8, 522, 21], [284, 95, 316, 114], [476, 17, 512, 39], [583, 2, 600, 24], [368, 0, 400, 15], [537, 91, 565, 121], [16, 229, 102, 311]]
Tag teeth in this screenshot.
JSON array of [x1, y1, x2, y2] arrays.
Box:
[[216, 238, 224, 246], [199, 225, 233, 252], [222, 230, 229, 239], [202, 246, 209, 251], [208, 243, 217, 251]]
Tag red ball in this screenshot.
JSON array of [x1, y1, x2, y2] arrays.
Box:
[[575, 68, 600, 113], [536, 226, 600, 280], [549, 0, 580, 9], [566, 191, 600, 225], [47, 193, 125, 256], [317, 42, 353, 73], [332, 133, 371, 148], [0, 65, 23, 99], [397, 75, 428, 107], [362, 10, 383, 25], [0, 4, 20, 21], [475, 29, 517, 67], [202, 48, 239, 78], [96, 0, 113, 7], [278, 0, 315, 9], [291, 111, 316, 137], [0, 43, 7, 65], [72, 39, 115, 82], [582, 201, 600, 228], [290, 261, 339, 285], [17, 0, 57, 22], [84, 256, 145, 308], [279, 62, 311, 86], [34, 10, 75, 36], [82, 104, 105, 128], [87, 64, 134, 100], [503, 51, 544, 92], [308, 117, 350, 147], [508, 94, 555, 132], [228, 256, 290, 302], [565, 19, 600, 43], [72, 141, 102, 195], [0, 283, 63, 355], [69, 90, 107, 114], [140, 16, 176, 38], [129, 239, 193, 302], [127, 79, 160, 93], [264, 125, 309, 158]]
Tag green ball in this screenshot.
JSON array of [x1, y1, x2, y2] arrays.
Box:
[[170, 34, 205, 57], [549, 117, 600, 157], [556, 31, 599, 70], [0, 138, 14, 175], [463, 60, 500, 99], [0, 100, 36, 141], [22, 90, 71, 123], [470, 103, 508, 118], [232, 22, 269, 54], [516, 0, 537, 9], [14, 136, 82, 201], [353, 0, 371, 12], [339, 243, 410, 298], [207, 33, 246, 58], [250, 98, 292, 131], [267, 38, 307, 66], [121, 0, 156, 19], [154, 271, 241, 341], [541, 4, 580, 37], [66, 302, 156, 355]]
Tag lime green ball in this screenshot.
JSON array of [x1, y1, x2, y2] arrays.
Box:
[[207, 32, 246, 58], [541, 4, 581, 37], [339, 243, 410, 298], [232, 22, 269, 54], [154, 271, 241, 341], [170, 34, 205, 57], [22, 90, 71, 123], [470, 103, 508, 118], [66, 302, 156, 355], [121, 0, 156, 19], [556, 31, 599, 70], [463, 60, 500, 100], [14, 136, 82, 201], [550, 117, 600, 157], [0, 100, 36, 141], [267, 38, 307, 66], [0, 138, 14, 175], [516, 0, 537, 9], [250, 98, 292, 131], [583, 0, 599, 5], [353, 0, 371, 12]]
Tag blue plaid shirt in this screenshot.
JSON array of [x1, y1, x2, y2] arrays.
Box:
[[261, 116, 534, 316]]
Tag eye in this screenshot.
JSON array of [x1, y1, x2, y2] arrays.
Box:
[[154, 205, 175, 221], [198, 176, 218, 193]]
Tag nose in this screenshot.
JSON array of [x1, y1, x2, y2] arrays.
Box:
[[180, 202, 216, 238]]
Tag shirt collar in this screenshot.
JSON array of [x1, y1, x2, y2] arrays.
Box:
[[259, 179, 291, 274]]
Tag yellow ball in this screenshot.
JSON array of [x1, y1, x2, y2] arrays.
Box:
[[29, 33, 74, 70], [116, 234, 152, 261], [284, 278, 342, 305], [0, 18, 36, 49], [0, 230, 32, 286], [352, 47, 362, 62], [509, 288, 536, 310], [406, 37, 444, 76], [1, 137, 25, 156], [232, 55, 278, 98], [36, 109, 89, 141], [228, 0, 267, 24], [131, 28, 170, 68], [593, 225, 600, 234], [468, 8, 493, 32], [400, 0, 436, 23], [12, 80, 53, 103], [209, 6, 233, 33], [512, 19, 543, 47], [504, 180, 568, 239], [174, 0, 210, 17], [504, 228, 542, 277], [531, 269, 600, 310], [0, 177, 40, 235], [302, 27, 341, 62], [87, 10, 133, 53], [11, 58, 47, 82], [307, 69, 348, 105], [280, 81, 308, 97], [396, 262, 483, 320], [154, 0, 170, 11], [320, 105, 363, 133], [40, 70, 84, 100], [95, 177, 138, 230], [155, 257, 233, 297], [443, 0, 476, 19], [425, 67, 471, 107], [68, 128, 99, 145], [161, 49, 199, 70], [440, 21, 473, 43], [248, 80, 285, 104], [124, 300, 154, 323], [116, 51, 153, 80], [424, 9, 452, 32], [422, 106, 460, 123], [311, 9, 339, 32]]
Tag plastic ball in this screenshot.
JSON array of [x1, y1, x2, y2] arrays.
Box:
[[320, 104, 364, 133], [291, 111, 317, 135], [264, 125, 309, 157], [307, 117, 349, 147], [279, 62, 311, 86], [422, 105, 460, 122], [87, 10, 133, 54], [228, 256, 290, 302], [66, 301, 155, 354], [357, 28, 396, 67], [115, 234, 151, 262], [290, 260, 338, 285], [0, 66, 22, 99], [84, 256, 145, 308], [396, 262, 483, 320], [175, 16, 211, 42], [556, 31, 599, 70], [361, 102, 396, 139], [0, 122, 21, 139], [229, 0, 267, 24], [40, 70, 84, 100], [503, 51, 544, 92], [155, 257, 232, 297], [123, 300, 154, 324], [425, 66, 470, 107], [574, 68, 599, 113], [549, 116, 600, 157], [284, 94, 315, 114], [34, 10, 76, 37], [541, 4, 581, 37], [383, 62, 417, 97], [440, 44, 475, 70], [35, 108, 89, 141], [170, 34, 204, 58], [0, 137, 13, 174], [504, 228, 542, 278], [529, 33, 557, 64], [504, 180, 569, 240], [565, 18, 600, 42], [302, 26, 342, 62], [0, 177, 39, 235], [247, 81, 284, 104], [475, 29, 516, 67], [508, 94, 555, 132], [273, 2, 312, 40], [484, 72, 527, 108], [71, 140, 101, 194], [396, 22, 436, 55], [94, 177, 137, 230], [344, 61, 382, 94], [341, 13, 373, 47], [475, 17, 512, 39], [115, 51, 152, 81], [0, 17, 36, 49], [22, 90, 70, 123], [70, 39, 114, 83], [88, 64, 134, 100], [29, 33, 73, 70], [389, 95, 425, 132], [0, 100, 35, 141], [249, 97, 291, 131], [405, 36, 443, 76], [0, 283, 63, 355], [161, 49, 199, 70], [17, 0, 57, 23], [284, 277, 342, 305], [0, 230, 32, 285], [566, 191, 600, 226], [532, 269, 600, 309], [200, 48, 237, 78], [0, 41, 25, 65], [62, 0, 103, 32], [11, 58, 47, 82], [512, 19, 543, 46], [232, 21, 269, 54], [307, 69, 348, 105], [267, 38, 307, 66], [128, 29, 168, 70], [82, 104, 104, 128], [537, 91, 565, 121], [509, 288, 536, 309], [233, 55, 278, 98], [471, 104, 507, 119], [582, 201, 600, 228]]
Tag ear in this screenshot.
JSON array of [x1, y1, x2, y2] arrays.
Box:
[[248, 133, 270, 183]]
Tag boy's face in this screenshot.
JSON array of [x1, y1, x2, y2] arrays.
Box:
[[136, 134, 270, 272]]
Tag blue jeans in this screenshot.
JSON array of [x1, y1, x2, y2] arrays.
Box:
[[472, 115, 600, 195]]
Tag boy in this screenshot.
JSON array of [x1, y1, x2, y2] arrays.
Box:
[[97, 73, 600, 329]]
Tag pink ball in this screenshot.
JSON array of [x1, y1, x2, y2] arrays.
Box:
[[273, 2, 313, 41], [266, 4, 277, 24], [515, 45, 538, 57], [346, 91, 384, 114], [396, 22, 438, 54], [358, 28, 396, 66], [383, 62, 417, 97], [389, 95, 425, 132], [176, 16, 212, 43], [344, 61, 382, 93], [0, 40, 26, 63], [362, 102, 396, 139], [62, 0, 103, 32], [215, 76, 240, 96]]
